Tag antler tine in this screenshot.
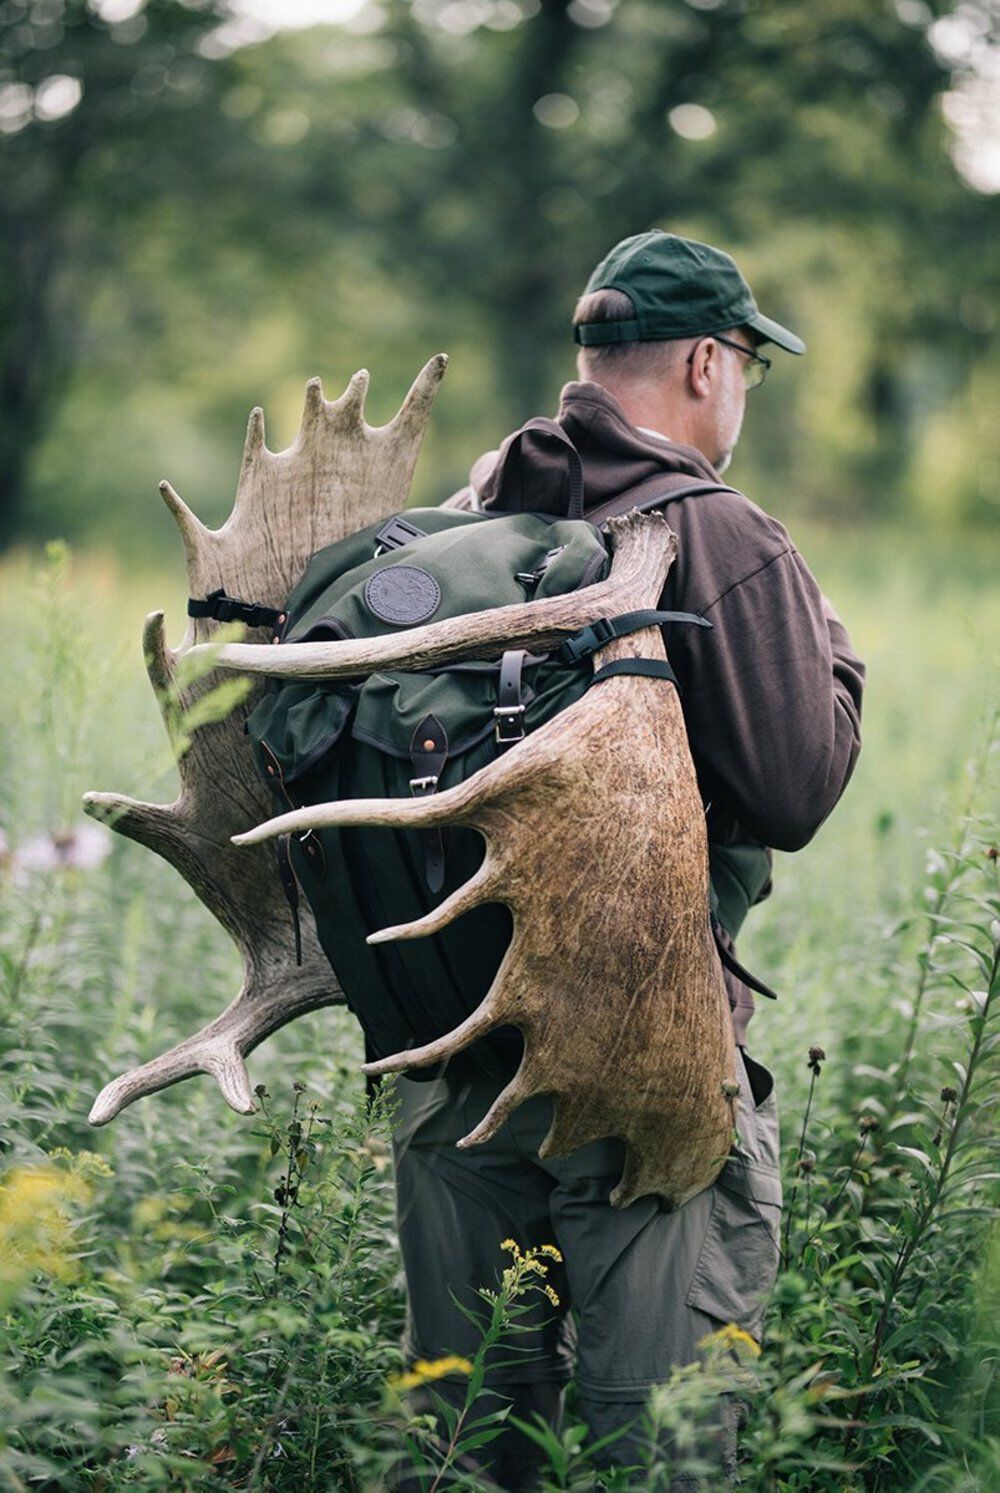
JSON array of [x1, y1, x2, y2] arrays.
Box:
[[160, 481, 211, 578], [232, 776, 476, 846], [83, 789, 184, 852], [366, 861, 500, 943], [140, 609, 177, 698], [456, 1074, 534, 1148], [89, 1031, 254, 1126], [361, 998, 502, 1077], [329, 368, 370, 427], [81, 611, 191, 852], [384, 353, 448, 439], [243, 405, 268, 463], [299, 376, 326, 434], [88, 955, 343, 1125]]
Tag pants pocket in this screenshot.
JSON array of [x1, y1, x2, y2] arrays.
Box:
[[685, 1052, 782, 1337]]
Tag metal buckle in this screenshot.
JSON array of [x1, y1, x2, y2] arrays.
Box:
[[493, 703, 526, 745], [409, 774, 439, 796]]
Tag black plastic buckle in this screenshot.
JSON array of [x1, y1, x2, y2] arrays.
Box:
[[515, 546, 564, 589], [493, 703, 526, 745], [409, 774, 439, 796], [188, 587, 282, 630], [557, 616, 617, 665], [374, 515, 427, 557]]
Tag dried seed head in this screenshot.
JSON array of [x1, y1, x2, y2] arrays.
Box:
[[808, 1046, 826, 1074], [940, 1086, 958, 1104], [859, 1114, 879, 1135], [797, 1155, 815, 1173], [721, 1080, 741, 1099]]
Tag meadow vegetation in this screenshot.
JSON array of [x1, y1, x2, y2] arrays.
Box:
[[3, 1, 999, 1486], [0, 528, 998, 1490]]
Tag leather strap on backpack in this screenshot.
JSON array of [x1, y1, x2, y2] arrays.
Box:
[[494, 649, 528, 747], [409, 713, 449, 893]]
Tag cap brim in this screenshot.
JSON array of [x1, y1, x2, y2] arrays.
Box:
[[747, 311, 806, 355]]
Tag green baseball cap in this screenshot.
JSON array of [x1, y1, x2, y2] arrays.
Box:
[[574, 230, 805, 354]]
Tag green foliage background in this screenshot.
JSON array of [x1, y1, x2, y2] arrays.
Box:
[[1, 0, 998, 548]]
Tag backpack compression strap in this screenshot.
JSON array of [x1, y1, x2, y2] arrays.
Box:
[[556, 607, 711, 665], [188, 587, 285, 631], [590, 658, 677, 686], [711, 914, 778, 1000]]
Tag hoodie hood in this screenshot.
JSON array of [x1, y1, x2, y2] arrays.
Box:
[[479, 381, 722, 517]]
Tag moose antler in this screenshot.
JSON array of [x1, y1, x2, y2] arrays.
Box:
[[84, 359, 448, 1124], [84, 361, 738, 1210], [229, 511, 738, 1210]]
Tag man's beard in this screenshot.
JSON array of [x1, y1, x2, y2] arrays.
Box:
[[714, 395, 744, 474]]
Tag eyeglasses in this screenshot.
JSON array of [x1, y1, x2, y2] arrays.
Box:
[[686, 334, 772, 391]]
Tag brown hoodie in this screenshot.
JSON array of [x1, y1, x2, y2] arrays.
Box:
[[466, 381, 866, 1041]]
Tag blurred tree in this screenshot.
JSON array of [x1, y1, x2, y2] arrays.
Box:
[[4, 0, 998, 545], [0, 0, 358, 542], [1, 0, 237, 540], [328, 0, 998, 507]]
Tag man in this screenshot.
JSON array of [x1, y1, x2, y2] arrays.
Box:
[[392, 231, 865, 1489]]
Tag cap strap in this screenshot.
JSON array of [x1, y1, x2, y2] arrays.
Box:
[[574, 319, 642, 346]]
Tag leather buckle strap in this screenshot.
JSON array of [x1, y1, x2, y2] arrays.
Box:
[[409, 775, 439, 795], [494, 649, 528, 747], [275, 834, 303, 967], [409, 713, 448, 892]]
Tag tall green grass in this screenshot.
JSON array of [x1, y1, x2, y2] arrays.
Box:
[[0, 531, 997, 1490]]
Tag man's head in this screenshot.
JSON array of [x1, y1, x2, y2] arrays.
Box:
[[573, 231, 804, 473]]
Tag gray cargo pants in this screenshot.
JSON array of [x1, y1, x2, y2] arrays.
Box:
[[390, 1046, 782, 1490]]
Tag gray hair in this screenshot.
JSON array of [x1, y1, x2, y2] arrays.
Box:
[[572, 288, 688, 384]]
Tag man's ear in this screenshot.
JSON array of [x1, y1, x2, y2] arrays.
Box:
[[687, 337, 717, 399]]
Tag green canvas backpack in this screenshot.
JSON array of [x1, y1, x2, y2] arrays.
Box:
[[191, 419, 772, 1080]]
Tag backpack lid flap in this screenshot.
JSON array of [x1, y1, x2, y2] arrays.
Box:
[[351, 668, 535, 760], [289, 512, 609, 645]]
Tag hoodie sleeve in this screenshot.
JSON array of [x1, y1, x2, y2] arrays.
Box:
[[667, 510, 865, 853]]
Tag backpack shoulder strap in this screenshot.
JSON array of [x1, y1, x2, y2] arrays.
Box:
[[586, 474, 741, 528]]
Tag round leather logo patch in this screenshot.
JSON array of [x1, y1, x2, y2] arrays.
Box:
[[364, 565, 441, 626]]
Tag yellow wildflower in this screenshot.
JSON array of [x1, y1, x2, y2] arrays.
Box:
[[388, 1355, 474, 1391], [0, 1164, 91, 1299], [543, 1284, 561, 1308], [539, 1243, 563, 1262], [501, 1238, 522, 1259], [48, 1148, 113, 1180], [697, 1323, 761, 1359]]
